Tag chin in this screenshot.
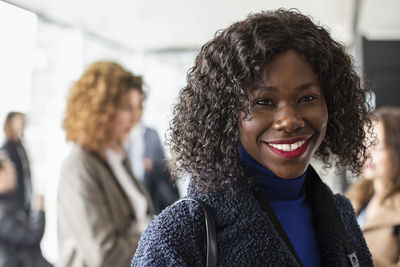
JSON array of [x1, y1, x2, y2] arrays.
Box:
[[361, 171, 375, 181], [277, 170, 307, 179]]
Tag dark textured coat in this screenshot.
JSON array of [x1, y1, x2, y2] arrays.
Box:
[[132, 167, 373, 266], [0, 197, 51, 267], [1, 140, 32, 212]]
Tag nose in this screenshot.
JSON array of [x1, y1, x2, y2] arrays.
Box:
[[272, 104, 305, 133], [131, 106, 142, 125]]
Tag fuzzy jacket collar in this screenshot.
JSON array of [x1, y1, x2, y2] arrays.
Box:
[[185, 165, 372, 266]]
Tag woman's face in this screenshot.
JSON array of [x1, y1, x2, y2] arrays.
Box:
[[130, 89, 144, 128], [239, 50, 328, 178], [110, 89, 142, 147], [362, 122, 392, 181], [10, 114, 25, 140]]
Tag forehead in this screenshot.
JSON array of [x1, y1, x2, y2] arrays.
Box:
[[120, 89, 142, 101], [264, 50, 317, 80], [11, 114, 24, 123], [247, 50, 320, 94]]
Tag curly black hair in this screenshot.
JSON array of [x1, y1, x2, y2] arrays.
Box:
[[168, 9, 372, 193]]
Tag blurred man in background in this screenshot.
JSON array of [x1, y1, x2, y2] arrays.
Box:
[[126, 87, 179, 214]]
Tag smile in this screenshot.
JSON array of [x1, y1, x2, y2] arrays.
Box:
[[268, 140, 306, 151], [265, 137, 311, 160]]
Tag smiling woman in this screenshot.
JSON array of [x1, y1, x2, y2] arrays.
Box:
[[240, 50, 328, 179], [132, 9, 374, 266]]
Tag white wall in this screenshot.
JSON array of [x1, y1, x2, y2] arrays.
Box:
[[0, 1, 37, 139]]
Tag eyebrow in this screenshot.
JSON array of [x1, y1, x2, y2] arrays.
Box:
[[296, 82, 320, 90], [254, 82, 320, 92]]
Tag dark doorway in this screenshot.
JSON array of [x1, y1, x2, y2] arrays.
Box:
[[363, 38, 400, 108]]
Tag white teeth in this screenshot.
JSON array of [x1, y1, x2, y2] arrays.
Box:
[[283, 144, 290, 151], [269, 140, 306, 151]]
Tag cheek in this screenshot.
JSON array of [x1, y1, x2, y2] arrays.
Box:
[[239, 121, 257, 151], [239, 114, 263, 141], [307, 103, 328, 152], [117, 112, 131, 125], [238, 120, 250, 143], [133, 110, 142, 121], [378, 151, 392, 168], [111, 114, 126, 133], [308, 103, 328, 137], [318, 114, 328, 136], [371, 150, 394, 179], [369, 150, 390, 175]]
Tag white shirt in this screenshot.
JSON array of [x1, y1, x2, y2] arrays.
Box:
[[127, 123, 145, 181], [105, 148, 148, 231]]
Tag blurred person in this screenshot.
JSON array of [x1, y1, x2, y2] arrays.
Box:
[[0, 152, 52, 267], [126, 88, 179, 214], [58, 61, 153, 267], [1, 112, 32, 212], [132, 9, 373, 266], [346, 107, 400, 267]]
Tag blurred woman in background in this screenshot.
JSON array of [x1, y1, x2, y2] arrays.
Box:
[[58, 61, 153, 267], [0, 152, 51, 267], [2, 112, 32, 213], [347, 106, 400, 267]]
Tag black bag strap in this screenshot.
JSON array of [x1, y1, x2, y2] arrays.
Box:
[[173, 198, 217, 267], [307, 169, 361, 267], [253, 190, 304, 267], [319, 188, 360, 266]]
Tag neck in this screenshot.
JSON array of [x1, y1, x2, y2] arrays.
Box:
[[372, 178, 388, 198], [109, 140, 125, 154]]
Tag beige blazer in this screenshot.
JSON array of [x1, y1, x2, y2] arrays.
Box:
[[57, 146, 153, 267], [361, 192, 400, 267]]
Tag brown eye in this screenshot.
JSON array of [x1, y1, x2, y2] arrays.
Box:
[[121, 105, 132, 112], [256, 99, 274, 106], [299, 95, 317, 103]]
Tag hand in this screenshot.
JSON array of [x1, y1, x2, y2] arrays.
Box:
[[0, 158, 16, 193], [144, 158, 153, 173], [31, 195, 45, 211]]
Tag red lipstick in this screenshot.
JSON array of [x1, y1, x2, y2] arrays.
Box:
[[265, 137, 311, 160]]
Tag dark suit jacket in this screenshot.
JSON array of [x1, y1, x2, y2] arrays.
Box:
[[0, 196, 51, 267], [131, 127, 180, 214], [1, 140, 32, 212]]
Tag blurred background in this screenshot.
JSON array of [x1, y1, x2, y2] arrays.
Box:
[[0, 0, 399, 263]]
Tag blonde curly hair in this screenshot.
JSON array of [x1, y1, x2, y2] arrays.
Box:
[[63, 61, 143, 153]]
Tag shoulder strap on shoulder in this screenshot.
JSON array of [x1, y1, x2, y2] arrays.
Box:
[[172, 198, 217, 267]]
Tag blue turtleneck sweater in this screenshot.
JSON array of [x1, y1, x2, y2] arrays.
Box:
[[239, 145, 321, 267]]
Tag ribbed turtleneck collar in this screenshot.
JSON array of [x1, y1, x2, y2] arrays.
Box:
[[238, 144, 307, 202]]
